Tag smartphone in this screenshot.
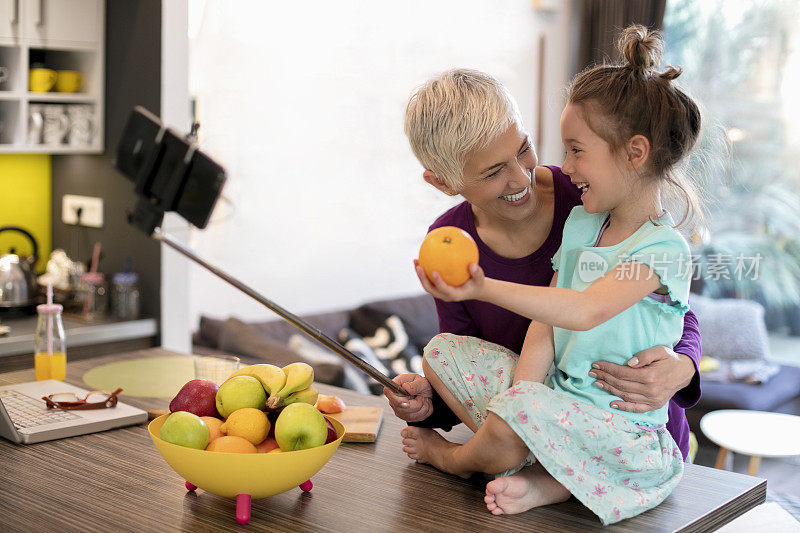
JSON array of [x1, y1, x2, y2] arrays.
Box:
[[115, 106, 226, 232]]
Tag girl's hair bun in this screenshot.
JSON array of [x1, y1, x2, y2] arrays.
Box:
[[659, 66, 683, 81], [618, 24, 663, 71]]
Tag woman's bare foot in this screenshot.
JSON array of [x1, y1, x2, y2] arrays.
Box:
[[484, 464, 570, 515], [400, 427, 471, 478]]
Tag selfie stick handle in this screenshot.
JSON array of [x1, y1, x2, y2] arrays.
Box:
[[152, 227, 408, 398]]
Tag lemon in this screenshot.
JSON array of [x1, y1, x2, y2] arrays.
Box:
[[220, 408, 271, 445]]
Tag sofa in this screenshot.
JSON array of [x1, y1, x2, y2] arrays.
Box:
[[193, 292, 800, 440], [193, 293, 441, 393]]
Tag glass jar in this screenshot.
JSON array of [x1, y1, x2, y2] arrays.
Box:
[[34, 303, 67, 381], [111, 272, 140, 320], [77, 272, 107, 319]]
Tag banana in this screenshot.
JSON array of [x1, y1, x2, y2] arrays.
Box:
[[226, 364, 286, 397], [279, 386, 319, 409], [266, 362, 314, 409]]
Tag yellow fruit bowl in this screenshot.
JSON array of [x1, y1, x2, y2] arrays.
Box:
[[148, 414, 345, 524]]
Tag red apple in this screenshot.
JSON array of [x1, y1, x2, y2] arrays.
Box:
[[169, 379, 220, 418], [324, 417, 337, 444]]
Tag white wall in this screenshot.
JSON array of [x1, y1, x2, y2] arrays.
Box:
[[181, 0, 575, 329], [161, 1, 192, 352]]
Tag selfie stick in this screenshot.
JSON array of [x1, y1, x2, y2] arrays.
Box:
[[152, 229, 408, 397], [115, 107, 407, 397]]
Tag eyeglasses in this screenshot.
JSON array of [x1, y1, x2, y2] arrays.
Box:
[[42, 388, 123, 410]]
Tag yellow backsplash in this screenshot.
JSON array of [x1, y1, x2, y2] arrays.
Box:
[[0, 155, 52, 273]]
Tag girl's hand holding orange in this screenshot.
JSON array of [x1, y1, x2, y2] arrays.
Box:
[[414, 260, 486, 302], [416, 226, 484, 301]]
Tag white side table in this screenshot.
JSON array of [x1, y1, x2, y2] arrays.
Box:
[[700, 410, 800, 476]]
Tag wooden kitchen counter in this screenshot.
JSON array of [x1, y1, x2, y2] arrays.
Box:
[[0, 348, 765, 532]]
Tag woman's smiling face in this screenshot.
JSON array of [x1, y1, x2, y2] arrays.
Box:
[[458, 122, 538, 223]]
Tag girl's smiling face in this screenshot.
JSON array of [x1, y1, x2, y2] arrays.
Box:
[[560, 103, 630, 214], [457, 122, 538, 223]]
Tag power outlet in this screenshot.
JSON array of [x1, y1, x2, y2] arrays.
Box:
[[62, 194, 104, 228]]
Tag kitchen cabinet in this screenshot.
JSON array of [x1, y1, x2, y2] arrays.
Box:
[[0, 0, 20, 42], [21, 0, 101, 48], [0, 0, 104, 154]]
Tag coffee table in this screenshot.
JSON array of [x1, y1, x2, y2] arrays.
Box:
[[0, 348, 766, 532], [701, 409, 800, 476]]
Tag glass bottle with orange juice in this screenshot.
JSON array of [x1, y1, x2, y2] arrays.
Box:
[[34, 302, 67, 381]]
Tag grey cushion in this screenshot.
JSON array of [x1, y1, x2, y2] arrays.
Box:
[[194, 293, 439, 390], [356, 294, 438, 350], [689, 293, 770, 360]]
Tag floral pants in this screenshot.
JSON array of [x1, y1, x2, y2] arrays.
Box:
[[424, 333, 684, 525]]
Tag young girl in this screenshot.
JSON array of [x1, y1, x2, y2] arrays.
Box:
[[402, 25, 702, 524]]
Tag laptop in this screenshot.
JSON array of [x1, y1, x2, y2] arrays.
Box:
[[0, 380, 148, 444]]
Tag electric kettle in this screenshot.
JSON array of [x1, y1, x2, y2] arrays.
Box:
[[0, 226, 39, 309]]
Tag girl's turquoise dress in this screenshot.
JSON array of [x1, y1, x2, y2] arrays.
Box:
[[425, 206, 691, 525]]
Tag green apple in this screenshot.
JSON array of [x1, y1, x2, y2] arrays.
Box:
[[160, 411, 210, 450], [215, 375, 267, 418], [274, 402, 328, 451]]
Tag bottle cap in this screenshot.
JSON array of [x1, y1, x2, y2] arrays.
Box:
[[81, 272, 104, 285], [37, 303, 63, 314], [113, 272, 138, 285]]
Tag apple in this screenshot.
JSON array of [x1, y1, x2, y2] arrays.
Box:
[[323, 417, 338, 444], [274, 403, 328, 451], [170, 379, 220, 417], [160, 411, 210, 450], [215, 375, 267, 419]]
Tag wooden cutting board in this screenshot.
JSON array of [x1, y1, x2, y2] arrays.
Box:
[[325, 406, 383, 443]]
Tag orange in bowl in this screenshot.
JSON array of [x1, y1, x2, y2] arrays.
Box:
[[418, 226, 479, 286], [200, 416, 224, 442], [255, 437, 280, 453], [207, 436, 257, 453]]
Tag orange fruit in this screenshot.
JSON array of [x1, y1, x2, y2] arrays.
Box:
[[200, 416, 224, 442], [418, 226, 479, 286], [255, 437, 280, 453], [205, 435, 258, 453]]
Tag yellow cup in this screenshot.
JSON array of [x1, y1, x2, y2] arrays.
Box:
[[29, 68, 57, 93], [54, 70, 83, 93]]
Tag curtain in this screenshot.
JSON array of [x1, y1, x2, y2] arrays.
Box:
[[575, 0, 667, 72]]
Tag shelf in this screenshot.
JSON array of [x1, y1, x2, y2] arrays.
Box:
[[26, 92, 98, 103], [0, 316, 158, 357], [0, 144, 103, 154], [0, 1, 105, 154]]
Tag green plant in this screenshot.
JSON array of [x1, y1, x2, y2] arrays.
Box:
[[693, 185, 800, 308]]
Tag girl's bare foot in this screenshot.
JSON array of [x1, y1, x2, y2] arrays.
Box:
[[400, 427, 471, 478], [484, 464, 570, 515]]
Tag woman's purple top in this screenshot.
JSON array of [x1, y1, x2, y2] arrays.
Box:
[[413, 165, 702, 460]]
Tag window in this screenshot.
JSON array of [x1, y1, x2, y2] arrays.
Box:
[[663, 0, 800, 329]]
